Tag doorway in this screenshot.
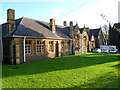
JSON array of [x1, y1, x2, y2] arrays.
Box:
[[55, 41, 59, 57]]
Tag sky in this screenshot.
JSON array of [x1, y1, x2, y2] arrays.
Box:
[[0, 0, 119, 29]]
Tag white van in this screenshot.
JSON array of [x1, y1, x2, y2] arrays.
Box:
[[100, 45, 118, 53], [109, 46, 118, 53]]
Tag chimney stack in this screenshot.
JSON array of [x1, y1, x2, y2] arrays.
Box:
[[7, 9, 16, 33], [63, 21, 67, 26], [75, 22, 79, 31], [70, 21, 73, 27], [50, 18, 56, 33], [69, 21, 74, 38], [7, 9, 15, 21]]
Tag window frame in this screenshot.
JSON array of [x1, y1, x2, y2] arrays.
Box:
[[36, 41, 45, 53], [25, 40, 32, 55], [75, 36, 79, 48], [61, 41, 70, 51], [48, 41, 54, 52], [83, 36, 87, 47], [61, 41, 64, 51]]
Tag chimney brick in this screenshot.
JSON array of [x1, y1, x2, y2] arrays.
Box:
[[50, 18, 56, 33]]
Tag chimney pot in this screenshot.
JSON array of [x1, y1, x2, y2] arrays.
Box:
[[63, 21, 67, 26], [70, 21, 73, 27], [69, 21, 74, 38]]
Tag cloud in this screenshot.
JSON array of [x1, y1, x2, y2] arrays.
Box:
[[50, 8, 64, 19], [0, 19, 6, 24]]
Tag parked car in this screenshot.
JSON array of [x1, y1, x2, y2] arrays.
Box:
[[93, 48, 101, 53]]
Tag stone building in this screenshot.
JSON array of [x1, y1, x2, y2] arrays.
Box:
[[89, 28, 104, 48], [1, 9, 104, 65]]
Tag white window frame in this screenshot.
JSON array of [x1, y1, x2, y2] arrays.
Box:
[[25, 45, 31, 54], [36, 41, 45, 53], [48, 41, 53, 52]]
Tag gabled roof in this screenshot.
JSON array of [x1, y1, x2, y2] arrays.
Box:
[[89, 28, 101, 38], [2, 17, 102, 40], [79, 28, 84, 33], [60, 25, 81, 37], [58, 27, 71, 37], [2, 18, 22, 37], [2, 17, 71, 40], [79, 27, 89, 34]]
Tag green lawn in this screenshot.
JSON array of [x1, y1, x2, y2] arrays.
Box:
[[2, 53, 119, 88]]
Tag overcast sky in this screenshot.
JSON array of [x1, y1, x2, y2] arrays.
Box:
[[0, 0, 119, 29]]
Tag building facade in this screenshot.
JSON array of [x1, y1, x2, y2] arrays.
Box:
[[89, 28, 104, 48], [1, 9, 104, 65]]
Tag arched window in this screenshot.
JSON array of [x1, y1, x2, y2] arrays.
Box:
[[83, 36, 87, 47], [75, 35, 79, 48], [91, 41, 95, 49]]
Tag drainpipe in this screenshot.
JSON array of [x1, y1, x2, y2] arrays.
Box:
[[23, 37, 26, 62]]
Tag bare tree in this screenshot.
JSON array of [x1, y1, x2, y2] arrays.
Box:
[[102, 25, 109, 45]]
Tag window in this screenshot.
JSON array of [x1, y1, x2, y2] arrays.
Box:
[[36, 41, 45, 53], [25, 40, 32, 54], [75, 39, 79, 47], [64, 41, 67, 50], [49, 41, 53, 52], [91, 41, 95, 49], [25, 46, 31, 54], [83, 36, 87, 47], [25, 40, 31, 44], [61, 41, 64, 51], [61, 41, 70, 51], [75, 36, 79, 47], [67, 41, 70, 50]]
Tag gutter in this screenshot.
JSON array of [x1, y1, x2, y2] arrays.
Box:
[[4, 35, 72, 40]]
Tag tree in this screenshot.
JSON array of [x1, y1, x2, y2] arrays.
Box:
[[109, 23, 120, 50], [102, 25, 109, 45]]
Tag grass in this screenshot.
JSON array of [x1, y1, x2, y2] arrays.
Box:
[[2, 53, 120, 88]]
